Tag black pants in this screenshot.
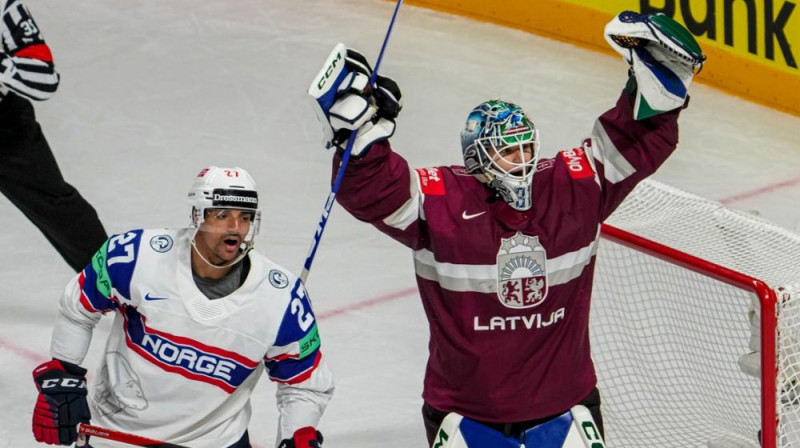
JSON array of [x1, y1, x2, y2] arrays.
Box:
[[0, 93, 107, 271], [422, 387, 604, 445], [227, 430, 250, 447]]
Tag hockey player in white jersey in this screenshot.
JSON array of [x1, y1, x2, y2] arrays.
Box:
[[31, 167, 333, 448]]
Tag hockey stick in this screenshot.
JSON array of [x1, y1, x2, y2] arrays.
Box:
[[78, 423, 189, 448], [300, 0, 404, 283]]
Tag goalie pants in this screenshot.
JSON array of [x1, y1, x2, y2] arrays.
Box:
[[228, 430, 250, 447], [422, 387, 603, 445], [0, 93, 107, 272]]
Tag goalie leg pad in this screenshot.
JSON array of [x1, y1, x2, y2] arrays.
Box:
[[432, 413, 521, 448], [432, 407, 605, 448], [521, 405, 606, 448]]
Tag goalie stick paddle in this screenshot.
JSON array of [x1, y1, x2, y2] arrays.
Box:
[[78, 423, 189, 448], [300, 0, 404, 283]]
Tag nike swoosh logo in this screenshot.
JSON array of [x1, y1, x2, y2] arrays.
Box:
[[462, 211, 486, 220], [144, 293, 169, 301]]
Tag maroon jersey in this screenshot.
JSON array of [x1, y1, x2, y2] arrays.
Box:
[[335, 91, 682, 422]]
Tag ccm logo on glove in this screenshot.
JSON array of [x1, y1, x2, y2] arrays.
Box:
[[39, 378, 87, 388]]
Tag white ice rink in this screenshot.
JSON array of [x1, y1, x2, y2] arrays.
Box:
[[2, 1, 799, 447]]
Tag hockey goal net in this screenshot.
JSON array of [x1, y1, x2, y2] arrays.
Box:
[[591, 179, 800, 448]]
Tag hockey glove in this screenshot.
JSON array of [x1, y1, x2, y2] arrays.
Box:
[[605, 11, 705, 120], [342, 73, 401, 157], [278, 427, 323, 448], [308, 43, 402, 157], [32, 359, 91, 445], [374, 74, 402, 120]]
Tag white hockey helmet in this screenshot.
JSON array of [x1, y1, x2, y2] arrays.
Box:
[[187, 166, 261, 253], [460, 100, 540, 211]]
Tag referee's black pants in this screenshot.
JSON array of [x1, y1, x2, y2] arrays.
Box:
[[423, 386, 604, 445], [0, 93, 107, 271]]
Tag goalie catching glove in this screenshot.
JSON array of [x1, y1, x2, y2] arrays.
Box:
[[278, 426, 323, 448], [308, 43, 402, 157], [32, 359, 91, 445], [605, 11, 705, 120]]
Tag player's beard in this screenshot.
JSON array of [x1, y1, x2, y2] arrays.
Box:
[[195, 230, 244, 266]]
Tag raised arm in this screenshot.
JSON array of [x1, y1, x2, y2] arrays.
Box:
[[0, 0, 59, 101], [586, 11, 705, 220], [308, 44, 427, 249]]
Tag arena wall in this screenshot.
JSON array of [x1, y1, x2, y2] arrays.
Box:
[[397, 0, 800, 116]]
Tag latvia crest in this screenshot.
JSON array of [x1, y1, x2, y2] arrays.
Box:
[[496, 232, 548, 309]]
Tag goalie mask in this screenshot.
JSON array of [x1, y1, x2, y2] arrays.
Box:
[[187, 166, 261, 266], [460, 100, 540, 211]]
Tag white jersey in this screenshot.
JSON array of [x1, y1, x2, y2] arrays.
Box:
[[51, 228, 333, 448]]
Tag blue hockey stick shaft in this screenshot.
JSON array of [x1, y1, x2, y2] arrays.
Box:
[[301, 0, 404, 283]]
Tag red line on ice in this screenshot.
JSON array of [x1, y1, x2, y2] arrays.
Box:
[[0, 339, 45, 363], [719, 176, 800, 205], [316, 287, 418, 320]]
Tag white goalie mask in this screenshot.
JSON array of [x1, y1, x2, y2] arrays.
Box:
[[460, 100, 540, 211], [187, 166, 261, 263]]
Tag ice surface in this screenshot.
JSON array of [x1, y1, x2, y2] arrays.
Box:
[[2, 1, 798, 447]]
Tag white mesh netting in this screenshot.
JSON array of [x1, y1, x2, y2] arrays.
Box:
[[591, 179, 800, 448]]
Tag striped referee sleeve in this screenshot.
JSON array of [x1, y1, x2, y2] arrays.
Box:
[[1, 0, 59, 101]]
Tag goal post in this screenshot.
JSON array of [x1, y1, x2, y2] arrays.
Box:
[[599, 224, 778, 447], [590, 179, 800, 448]]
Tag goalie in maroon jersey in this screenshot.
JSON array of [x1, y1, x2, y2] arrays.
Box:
[[309, 11, 705, 448]]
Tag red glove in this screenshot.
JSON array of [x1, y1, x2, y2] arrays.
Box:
[[32, 359, 91, 445], [278, 427, 323, 448]]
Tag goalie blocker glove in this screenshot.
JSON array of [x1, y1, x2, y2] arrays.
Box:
[[278, 427, 323, 448], [32, 359, 91, 445], [308, 43, 402, 157], [605, 11, 706, 120]]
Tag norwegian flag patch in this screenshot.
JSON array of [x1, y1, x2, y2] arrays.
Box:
[[415, 168, 445, 195], [560, 147, 594, 179]]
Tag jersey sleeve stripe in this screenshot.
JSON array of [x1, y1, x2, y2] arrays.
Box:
[[266, 351, 322, 384], [77, 267, 119, 313], [13, 43, 53, 61], [264, 323, 320, 362], [381, 186, 421, 231], [0, 58, 58, 100], [77, 271, 101, 313], [589, 119, 636, 184], [1, 0, 60, 101]]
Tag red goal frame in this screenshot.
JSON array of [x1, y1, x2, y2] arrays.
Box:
[[601, 223, 778, 448]]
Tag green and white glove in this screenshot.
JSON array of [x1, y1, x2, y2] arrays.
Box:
[[605, 11, 706, 119]]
